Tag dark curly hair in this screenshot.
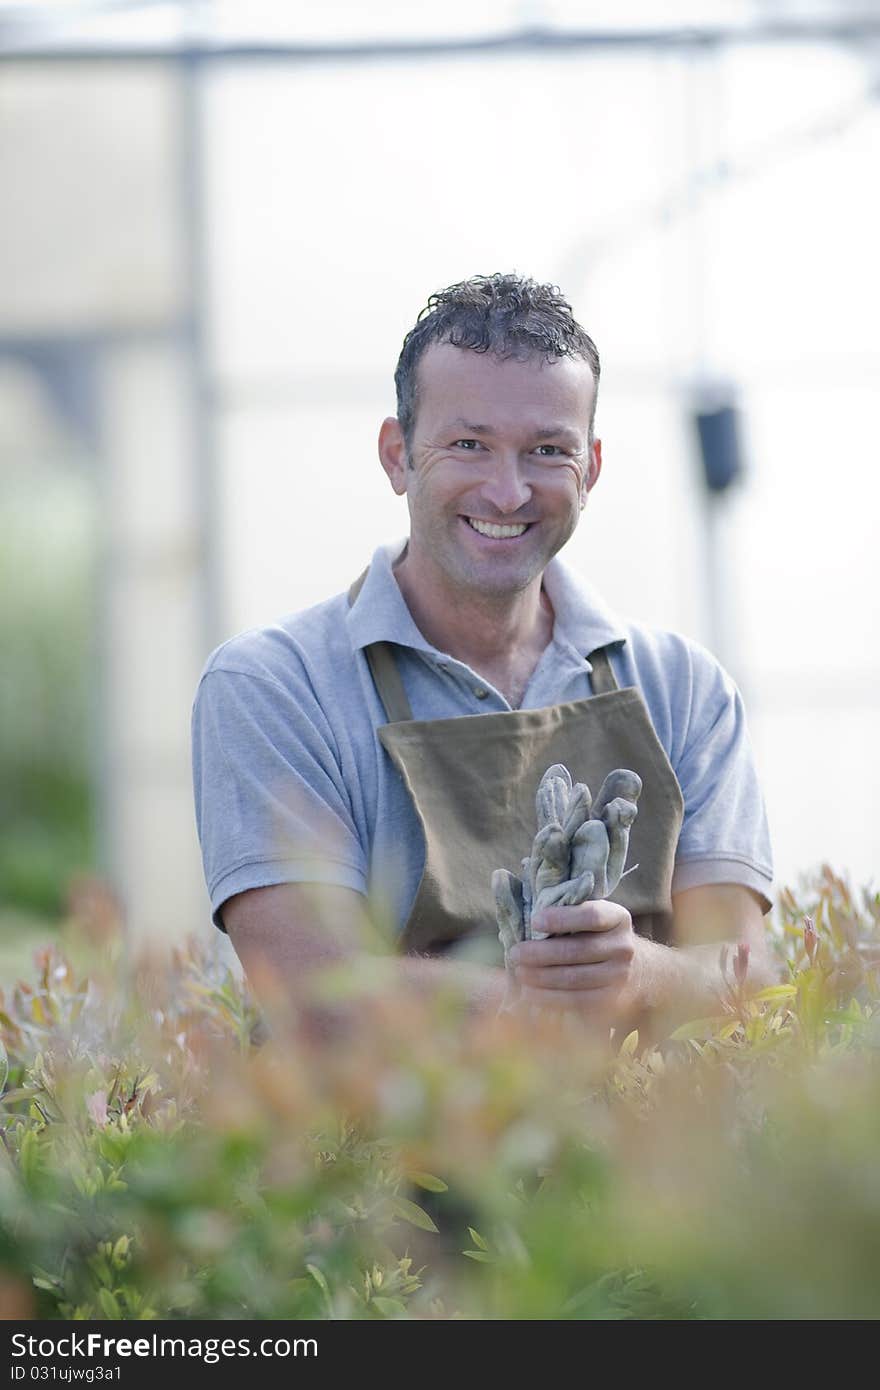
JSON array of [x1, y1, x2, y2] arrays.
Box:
[[394, 272, 600, 454]]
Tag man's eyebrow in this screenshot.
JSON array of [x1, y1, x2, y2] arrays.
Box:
[[448, 418, 497, 435], [534, 425, 583, 446], [447, 418, 583, 445]]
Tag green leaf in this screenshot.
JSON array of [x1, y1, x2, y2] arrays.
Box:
[[669, 1016, 728, 1041], [619, 1029, 640, 1058], [753, 984, 798, 1001], [97, 1288, 121, 1320], [388, 1196, 439, 1233], [463, 1250, 494, 1263], [0, 1086, 32, 1104], [371, 1296, 406, 1317], [32, 1267, 60, 1293], [467, 1226, 489, 1251], [112, 1235, 131, 1267], [18, 1127, 41, 1186], [407, 1171, 448, 1193], [306, 1263, 329, 1296], [0, 1040, 7, 1092], [826, 1007, 866, 1026]]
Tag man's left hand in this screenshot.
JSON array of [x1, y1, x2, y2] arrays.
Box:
[[508, 900, 642, 1023]]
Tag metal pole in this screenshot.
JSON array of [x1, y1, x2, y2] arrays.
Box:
[[685, 44, 742, 681], [179, 0, 222, 655]]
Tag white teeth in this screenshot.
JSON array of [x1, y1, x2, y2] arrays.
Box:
[[467, 518, 528, 539]]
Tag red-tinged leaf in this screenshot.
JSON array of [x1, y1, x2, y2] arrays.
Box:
[[734, 942, 750, 984]]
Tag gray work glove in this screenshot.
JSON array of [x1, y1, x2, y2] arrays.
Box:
[[492, 763, 641, 1001]]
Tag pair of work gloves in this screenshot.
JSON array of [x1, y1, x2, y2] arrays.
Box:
[[492, 764, 642, 964]]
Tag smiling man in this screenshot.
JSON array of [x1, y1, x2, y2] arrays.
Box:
[[191, 273, 775, 1034]]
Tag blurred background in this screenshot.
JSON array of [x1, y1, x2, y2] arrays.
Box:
[[1, 0, 878, 970]]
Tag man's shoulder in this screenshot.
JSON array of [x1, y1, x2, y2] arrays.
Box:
[[620, 617, 726, 683], [548, 559, 724, 687], [198, 589, 353, 692], [611, 615, 740, 751]]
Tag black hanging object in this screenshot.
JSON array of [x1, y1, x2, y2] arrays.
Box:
[[694, 403, 743, 495]]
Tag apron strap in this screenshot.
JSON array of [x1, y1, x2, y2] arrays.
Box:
[[587, 646, 620, 695], [347, 570, 369, 606], [364, 644, 414, 723], [348, 569, 414, 723]]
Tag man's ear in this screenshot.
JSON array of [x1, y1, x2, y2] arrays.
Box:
[[580, 437, 602, 507], [378, 417, 409, 495]]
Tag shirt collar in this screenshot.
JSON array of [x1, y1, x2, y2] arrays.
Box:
[[346, 538, 628, 660], [540, 554, 628, 659], [346, 540, 435, 653]]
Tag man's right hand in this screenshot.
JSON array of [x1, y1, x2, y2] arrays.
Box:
[[222, 883, 507, 1040]]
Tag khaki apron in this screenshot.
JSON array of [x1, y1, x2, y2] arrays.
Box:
[[350, 574, 684, 961]]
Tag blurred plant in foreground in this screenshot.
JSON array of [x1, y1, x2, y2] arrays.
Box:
[[0, 476, 96, 921], [1, 866, 878, 1321]]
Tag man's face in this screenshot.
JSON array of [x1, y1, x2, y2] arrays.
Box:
[[381, 341, 601, 599]]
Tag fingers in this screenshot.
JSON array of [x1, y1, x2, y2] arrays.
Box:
[[570, 819, 609, 898], [529, 898, 630, 939], [541, 870, 595, 909], [591, 768, 642, 823], [492, 868, 524, 954], [519, 855, 533, 937], [535, 764, 572, 829], [532, 823, 570, 906], [561, 781, 592, 841], [516, 957, 629, 993], [511, 929, 624, 969], [602, 796, 639, 895]]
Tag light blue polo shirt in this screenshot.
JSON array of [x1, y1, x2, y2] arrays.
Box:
[[191, 540, 774, 933]]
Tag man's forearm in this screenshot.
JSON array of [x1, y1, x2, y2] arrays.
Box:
[[629, 940, 746, 1029], [398, 955, 509, 1016], [232, 926, 508, 1040], [627, 917, 778, 1037]]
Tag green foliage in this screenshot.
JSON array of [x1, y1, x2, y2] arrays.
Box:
[[1, 868, 879, 1321], [0, 476, 96, 917]]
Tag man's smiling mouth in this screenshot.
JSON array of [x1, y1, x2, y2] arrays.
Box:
[[464, 517, 531, 539]]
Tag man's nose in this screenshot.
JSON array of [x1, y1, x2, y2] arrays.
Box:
[[478, 453, 532, 515]]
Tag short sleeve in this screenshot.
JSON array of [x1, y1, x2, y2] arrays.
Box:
[[671, 645, 774, 912], [191, 666, 368, 930]]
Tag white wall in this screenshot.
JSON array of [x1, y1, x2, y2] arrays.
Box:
[[205, 42, 879, 894], [2, 34, 876, 946]]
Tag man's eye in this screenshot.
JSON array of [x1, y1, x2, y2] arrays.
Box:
[[452, 439, 481, 450], [535, 444, 565, 457]]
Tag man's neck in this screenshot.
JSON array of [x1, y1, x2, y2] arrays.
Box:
[[392, 547, 555, 683]]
